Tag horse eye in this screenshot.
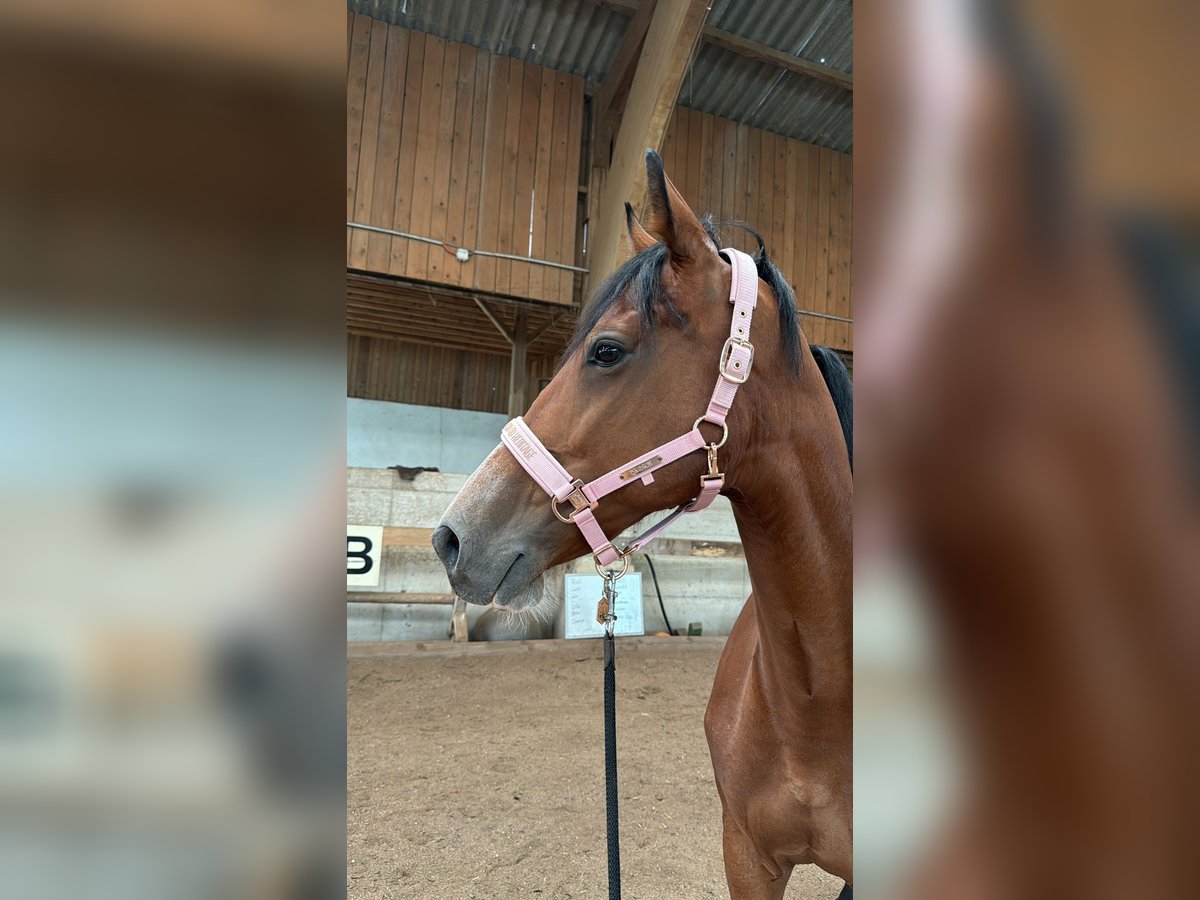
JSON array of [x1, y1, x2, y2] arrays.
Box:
[[592, 342, 625, 367]]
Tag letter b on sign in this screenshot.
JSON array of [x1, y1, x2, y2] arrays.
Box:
[[347, 525, 384, 587]]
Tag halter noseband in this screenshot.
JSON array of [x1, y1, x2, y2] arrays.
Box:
[[501, 247, 758, 575]]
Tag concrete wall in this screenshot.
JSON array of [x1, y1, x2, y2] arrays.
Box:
[[347, 398, 505, 473], [347, 467, 750, 642], [347, 398, 750, 642]]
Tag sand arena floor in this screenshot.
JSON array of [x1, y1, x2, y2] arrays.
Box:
[[348, 637, 842, 899]]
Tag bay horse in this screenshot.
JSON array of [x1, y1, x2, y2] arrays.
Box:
[[855, 0, 1200, 896], [433, 150, 853, 898]]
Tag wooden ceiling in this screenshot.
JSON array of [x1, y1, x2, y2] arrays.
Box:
[[347, 271, 578, 359]]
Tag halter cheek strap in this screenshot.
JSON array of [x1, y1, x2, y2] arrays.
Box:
[[501, 247, 759, 572]]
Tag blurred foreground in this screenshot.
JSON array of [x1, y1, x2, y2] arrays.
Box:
[[0, 3, 345, 899], [855, 1, 1199, 897]]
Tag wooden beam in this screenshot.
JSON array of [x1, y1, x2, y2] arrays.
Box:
[[507, 305, 528, 417], [348, 592, 457, 604], [591, 0, 659, 168], [383, 526, 434, 547], [597, 0, 853, 92], [702, 26, 853, 93], [529, 311, 564, 344], [450, 597, 469, 642], [474, 296, 514, 344], [586, 0, 710, 296]]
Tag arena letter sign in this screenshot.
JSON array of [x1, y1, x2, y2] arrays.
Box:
[[346, 525, 384, 587]]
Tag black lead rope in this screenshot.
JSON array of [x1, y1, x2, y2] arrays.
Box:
[[597, 572, 621, 900], [603, 628, 621, 900]]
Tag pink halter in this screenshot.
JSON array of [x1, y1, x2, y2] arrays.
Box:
[[501, 247, 758, 574]]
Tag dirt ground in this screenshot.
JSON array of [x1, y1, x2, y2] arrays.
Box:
[[348, 638, 842, 899]]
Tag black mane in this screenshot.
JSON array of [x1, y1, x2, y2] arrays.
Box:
[[563, 216, 803, 376], [810, 344, 854, 469]]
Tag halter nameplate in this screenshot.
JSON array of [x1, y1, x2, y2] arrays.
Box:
[[501, 247, 759, 570], [620, 457, 662, 481]]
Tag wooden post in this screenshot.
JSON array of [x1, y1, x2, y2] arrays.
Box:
[[591, 0, 659, 170], [507, 305, 528, 417], [585, 0, 709, 299], [450, 597, 469, 642]]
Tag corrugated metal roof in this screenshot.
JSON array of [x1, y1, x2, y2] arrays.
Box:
[[349, 0, 852, 153]]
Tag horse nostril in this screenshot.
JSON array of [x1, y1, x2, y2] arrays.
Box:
[[432, 524, 460, 571]]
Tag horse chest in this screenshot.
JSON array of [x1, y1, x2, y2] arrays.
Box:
[[707, 666, 831, 820]]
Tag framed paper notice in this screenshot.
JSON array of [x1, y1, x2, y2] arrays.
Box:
[[563, 573, 644, 639]]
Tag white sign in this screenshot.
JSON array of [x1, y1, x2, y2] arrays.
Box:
[[347, 525, 384, 587], [563, 573, 644, 639]]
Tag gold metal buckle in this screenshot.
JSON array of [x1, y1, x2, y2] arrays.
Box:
[[718, 336, 754, 384], [552, 479, 597, 523]]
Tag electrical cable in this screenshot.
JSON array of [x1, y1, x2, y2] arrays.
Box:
[[642, 554, 674, 636]]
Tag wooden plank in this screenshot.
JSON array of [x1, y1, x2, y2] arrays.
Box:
[[444, 45, 479, 288], [474, 52, 509, 293], [508, 306, 528, 416], [661, 107, 680, 199], [349, 18, 387, 268], [346, 14, 372, 234], [733, 123, 750, 252], [825, 148, 838, 335], [814, 148, 832, 346], [559, 77, 584, 303], [426, 40, 461, 284], [685, 105, 703, 210], [494, 57, 525, 296], [366, 24, 408, 272], [702, 26, 853, 92], [585, 0, 710, 294], [755, 130, 771, 248], [745, 126, 761, 238], [543, 71, 571, 303], [529, 67, 556, 301], [459, 47, 490, 290], [826, 150, 842, 349], [805, 145, 823, 345], [720, 115, 737, 229], [698, 111, 714, 216], [405, 34, 446, 281], [349, 592, 456, 605], [509, 62, 541, 299], [780, 137, 796, 290], [771, 131, 787, 271], [794, 141, 812, 313], [836, 151, 853, 349], [389, 30, 426, 276]]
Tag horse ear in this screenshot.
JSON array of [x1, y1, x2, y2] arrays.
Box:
[[642, 149, 718, 262], [624, 201, 657, 254]]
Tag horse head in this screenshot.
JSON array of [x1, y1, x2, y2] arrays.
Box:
[[431, 150, 792, 611]]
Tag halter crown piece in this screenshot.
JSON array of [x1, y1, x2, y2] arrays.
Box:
[[501, 247, 759, 576]]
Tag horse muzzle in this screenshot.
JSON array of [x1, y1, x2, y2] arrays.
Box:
[[431, 521, 545, 609]]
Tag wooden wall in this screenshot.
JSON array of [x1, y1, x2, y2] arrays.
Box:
[[659, 106, 853, 351], [347, 13, 584, 305], [348, 333, 557, 414]]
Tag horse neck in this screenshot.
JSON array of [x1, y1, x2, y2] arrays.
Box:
[[724, 362, 853, 716]]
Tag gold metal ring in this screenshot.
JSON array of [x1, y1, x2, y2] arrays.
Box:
[[594, 551, 629, 580], [693, 417, 729, 449]]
